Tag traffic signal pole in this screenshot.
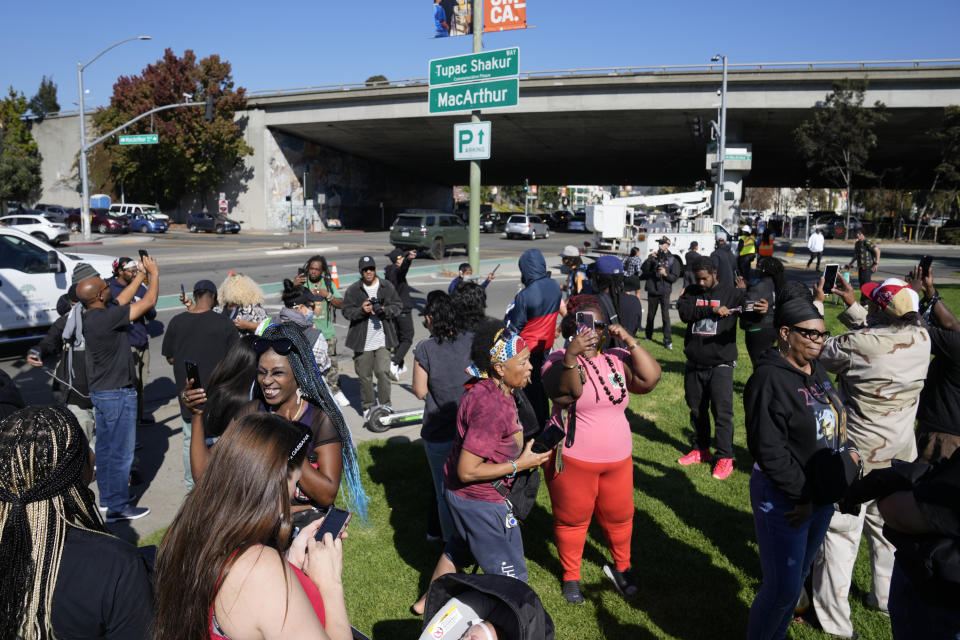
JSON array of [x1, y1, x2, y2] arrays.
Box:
[[467, 0, 483, 275]]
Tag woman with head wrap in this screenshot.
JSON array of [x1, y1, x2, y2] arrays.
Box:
[[740, 256, 784, 368], [411, 318, 553, 614], [0, 406, 153, 638], [743, 282, 862, 640], [184, 322, 368, 529]]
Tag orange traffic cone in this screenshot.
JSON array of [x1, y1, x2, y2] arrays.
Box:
[[330, 263, 340, 289]]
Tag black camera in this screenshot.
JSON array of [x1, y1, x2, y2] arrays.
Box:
[[368, 297, 383, 315]]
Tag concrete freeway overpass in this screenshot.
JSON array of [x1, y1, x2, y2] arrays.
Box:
[[33, 59, 960, 230]]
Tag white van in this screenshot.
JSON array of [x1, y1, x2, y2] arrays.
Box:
[[0, 227, 115, 343], [109, 203, 170, 222]]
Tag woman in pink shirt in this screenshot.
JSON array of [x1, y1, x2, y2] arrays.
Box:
[[542, 294, 661, 604]]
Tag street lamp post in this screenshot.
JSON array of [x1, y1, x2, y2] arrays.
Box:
[[77, 35, 151, 240], [711, 54, 728, 225]]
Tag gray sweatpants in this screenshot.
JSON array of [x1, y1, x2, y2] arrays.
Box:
[[353, 346, 391, 410]]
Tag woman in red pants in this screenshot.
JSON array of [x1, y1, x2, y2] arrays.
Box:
[[542, 294, 661, 604]]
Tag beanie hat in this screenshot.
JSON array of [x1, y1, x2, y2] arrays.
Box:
[[71, 263, 98, 284]]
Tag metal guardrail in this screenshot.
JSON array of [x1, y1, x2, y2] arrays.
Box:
[[246, 58, 960, 98], [49, 59, 960, 113]]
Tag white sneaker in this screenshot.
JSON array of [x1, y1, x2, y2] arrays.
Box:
[[333, 390, 350, 407], [396, 364, 408, 376], [387, 363, 400, 381]]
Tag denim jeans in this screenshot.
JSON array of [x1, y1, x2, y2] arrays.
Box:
[[182, 418, 195, 492], [889, 561, 960, 640], [90, 388, 137, 513], [747, 469, 833, 640], [423, 439, 455, 542]]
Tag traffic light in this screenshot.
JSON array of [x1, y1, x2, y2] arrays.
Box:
[[710, 162, 720, 185], [204, 95, 215, 123], [523, 179, 529, 193], [692, 116, 703, 138]]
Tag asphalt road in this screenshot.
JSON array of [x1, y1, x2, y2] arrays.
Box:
[[2, 228, 957, 540]]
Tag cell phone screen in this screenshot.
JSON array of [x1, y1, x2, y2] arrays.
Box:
[[532, 424, 566, 454], [822, 264, 840, 294], [138, 249, 149, 259], [575, 311, 595, 334], [180, 284, 186, 298], [184, 360, 200, 385], [314, 507, 351, 541], [920, 255, 933, 278]]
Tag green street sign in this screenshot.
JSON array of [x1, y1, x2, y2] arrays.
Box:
[[429, 48, 519, 87], [119, 134, 158, 145], [429, 78, 518, 114]]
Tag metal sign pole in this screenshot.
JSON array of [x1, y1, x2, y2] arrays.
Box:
[[468, 0, 483, 275]]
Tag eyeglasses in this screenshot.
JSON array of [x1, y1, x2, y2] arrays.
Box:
[[790, 326, 831, 342], [253, 337, 294, 355]]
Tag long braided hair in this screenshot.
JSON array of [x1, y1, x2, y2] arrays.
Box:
[[0, 406, 105, 639], [260, 323, 369, 522]]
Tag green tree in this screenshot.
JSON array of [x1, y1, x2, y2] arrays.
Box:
[[91, 48, 252, 211], [538, 185, 560, 209], [794, 80, 888, 239], [365, 74, 388, 87], [916, 106, 960, 228], [28, 75, 59, 118], [0, 87, 42, 212]]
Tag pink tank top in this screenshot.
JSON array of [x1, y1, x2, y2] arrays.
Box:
[[209, 558, 325, 639]]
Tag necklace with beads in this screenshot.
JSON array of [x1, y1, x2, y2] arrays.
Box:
[[581, 354, 626, 405]]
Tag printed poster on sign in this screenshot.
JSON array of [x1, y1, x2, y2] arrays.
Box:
[[433, 0, 473, 37], [485, 0, 527, 32]]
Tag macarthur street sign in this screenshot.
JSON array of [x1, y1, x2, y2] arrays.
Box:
[[118, 134, 158, 145], [429, 78, 519, 114]]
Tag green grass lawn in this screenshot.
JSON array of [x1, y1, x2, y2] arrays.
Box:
[[143, 284, 959, 640]]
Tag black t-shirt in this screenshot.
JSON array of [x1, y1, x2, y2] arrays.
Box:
[[162, 310, 239, 421], [51, 527, 153, 639], [413, 332, 473, 442], [83, 305, 135, 392], [917, 326, 960, 437]]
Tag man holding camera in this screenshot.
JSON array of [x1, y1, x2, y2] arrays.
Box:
[[342, 256, 402, 418], [640, 236, 681, 349]]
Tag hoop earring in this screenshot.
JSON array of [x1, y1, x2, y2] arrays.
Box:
[[296, 388, 303, 402]]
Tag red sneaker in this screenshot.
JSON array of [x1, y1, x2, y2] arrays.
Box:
[[677, 449, 712, 466], [712, 458, 734, 480]]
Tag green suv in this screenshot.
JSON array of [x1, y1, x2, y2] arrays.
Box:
[[389, 211, 467, 259]]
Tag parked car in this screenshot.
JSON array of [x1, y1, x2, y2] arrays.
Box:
[[389, 211, 467, 259], [0, 214, 70, 245], [812, 213, 862, 239], [504, 214, 549, 240], [480, 211, 508, 233], [566, 213, 588, 233], [544, 210, 572, 230], [65, 208, 129, 234], [127, 212, 169, 234], [33, 204, 72, 223], [109, 202, 170, 222], [187, 211, 241, 234]]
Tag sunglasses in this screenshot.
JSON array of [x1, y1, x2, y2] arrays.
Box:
[[790, 326, 831, 342], [253, 337, 294, 355]]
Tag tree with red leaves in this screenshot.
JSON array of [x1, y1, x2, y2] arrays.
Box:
[[91, 48, 252, 212]]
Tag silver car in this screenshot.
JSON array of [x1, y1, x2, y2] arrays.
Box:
[[504, 214, 549, 240]]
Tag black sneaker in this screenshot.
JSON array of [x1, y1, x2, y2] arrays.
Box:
[[603, 563, 638, 597], [106, 506, 150, 522], [561, 580, 585, 605]]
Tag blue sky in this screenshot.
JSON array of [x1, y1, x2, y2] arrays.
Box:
[[3, 0, 958, 109]]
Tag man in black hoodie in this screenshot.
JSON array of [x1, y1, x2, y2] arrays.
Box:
[[384, 248, 416, 380], [676, 257, 766, 480]]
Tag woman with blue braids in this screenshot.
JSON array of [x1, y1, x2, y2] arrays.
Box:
[[183, 322, 368, 527]]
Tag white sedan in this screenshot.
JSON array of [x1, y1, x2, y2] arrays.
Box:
[[0, 214, 70, 245]]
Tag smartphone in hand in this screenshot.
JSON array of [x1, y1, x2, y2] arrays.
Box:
[[575, 311, 595, 335], [920, 255, 933, 278], [314, 507, 351, 541], [138, 249, 149, 260], [822, 264, 840, 294], [531, 424, 565, 454], [180, 284, 186, 298], [184, 360, 201, 386]]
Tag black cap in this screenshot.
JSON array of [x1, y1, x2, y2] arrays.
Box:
[[193, 279, 217, 294], [358, 256, 376, 271]]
